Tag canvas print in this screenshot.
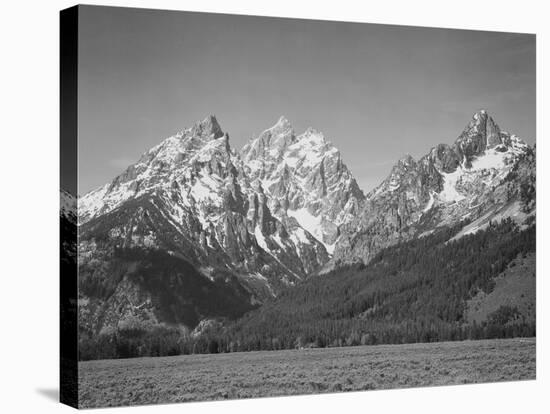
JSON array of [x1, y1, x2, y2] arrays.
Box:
[[60, 5, 536, 409]]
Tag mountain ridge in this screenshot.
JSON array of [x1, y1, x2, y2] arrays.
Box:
[[74, 110, 535, 338], [77, 115, 361, 336], [331, 109, 535, 266]]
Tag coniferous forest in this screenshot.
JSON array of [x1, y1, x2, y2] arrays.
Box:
[[79, 219, 535, 360]]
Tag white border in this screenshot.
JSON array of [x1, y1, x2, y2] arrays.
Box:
[[0, 1, 547, 413]]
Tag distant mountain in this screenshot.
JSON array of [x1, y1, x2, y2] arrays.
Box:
[[74, 110, 536, 347], [332, 110, 535, 266], [77, 115, 362, 335]]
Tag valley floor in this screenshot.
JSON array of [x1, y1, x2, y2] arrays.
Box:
[[78, 337, 535, 408]]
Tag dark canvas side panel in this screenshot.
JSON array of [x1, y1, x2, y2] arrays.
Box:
[[60, 5, 78, 409]]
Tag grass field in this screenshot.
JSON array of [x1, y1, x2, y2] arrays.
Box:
[[78, 337, 535, 408]]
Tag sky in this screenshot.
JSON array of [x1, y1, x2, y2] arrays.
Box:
[[77, 5, 536, 195]]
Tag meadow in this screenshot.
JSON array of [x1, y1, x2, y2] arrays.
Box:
[[78, 337, 535, 408]]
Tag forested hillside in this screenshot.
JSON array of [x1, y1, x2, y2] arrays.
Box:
[[210, 219, 535, 352], [79, 219, 535, 359]]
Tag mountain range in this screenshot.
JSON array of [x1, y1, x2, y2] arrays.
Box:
[[332, 109, 535, 266], [68, 110, 536, 343]]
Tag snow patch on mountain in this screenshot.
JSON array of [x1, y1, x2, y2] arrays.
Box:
[[423, 192, 436, 213], [439, 168, 466, 203], [287, 207, 324, 246], [254, 225, 269, 251], [471, 148, 506, 170]]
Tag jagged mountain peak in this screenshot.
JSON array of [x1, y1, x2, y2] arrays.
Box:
[[265, 115, 294, 136], [79, 116, 235, 223], [461, 109, 496, 135], [372, 111, 531, 201], [450, 110, 531, 171], [241, 116, 295, 162], [473, 108, 488, 119], [382, 154, 417, 180], [455, 109, 503, 158], [274, 115, 292, 128], [242, 119, 336, 164], [396, 154, 416, 167], [241, 119, 365, 252], [297, 127, 326, 144], [188, 114, 224, 140]]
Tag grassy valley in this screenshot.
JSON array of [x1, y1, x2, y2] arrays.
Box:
[[78, 338, 535, 407]]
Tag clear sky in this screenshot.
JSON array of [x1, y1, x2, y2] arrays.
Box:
[[77, 5, 535, 195]]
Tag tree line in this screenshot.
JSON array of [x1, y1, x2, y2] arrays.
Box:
[[79, 219, 535, 360]]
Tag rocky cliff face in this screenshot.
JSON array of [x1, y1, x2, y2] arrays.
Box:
[[332, 110, 536, 265]]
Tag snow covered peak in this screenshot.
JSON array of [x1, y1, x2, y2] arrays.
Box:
[[243, 120, 364, 251], [79, 116, 234, 223], [396, 154, 416, 167], [242, 117, 296, 162], [265, 115, 293, 137], [462, 109, 494, 133], [79, 112, 364, 260], [473, 108, 488, 119], [334, 110, 535, 266], [296, 127, 326, 145], [372, 111, 531, 201], [77, 115, 334, 302], [274, 115, 292, 129]]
